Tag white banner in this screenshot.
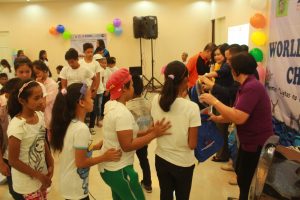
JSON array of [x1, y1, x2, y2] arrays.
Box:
[[70, 33, 107, 55], [267, 0, 300, 131]]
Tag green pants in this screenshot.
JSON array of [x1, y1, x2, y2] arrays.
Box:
[[100, 165, 145, 200]]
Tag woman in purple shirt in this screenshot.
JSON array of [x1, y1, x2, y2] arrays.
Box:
[[200, 52, 273, 200]]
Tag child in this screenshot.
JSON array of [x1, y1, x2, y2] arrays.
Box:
[[56, 65, 63, 90], [32, 60, 58, 140], [126, 75, 153, 193], [7, 79, 54, 199], [79, 43, 101, 135], [50, 82, 122, 200], [59, 48, 97, 95], [14, 57, 33, 80], [0, 73, 8, 90], [14, 57, 47, 112], [0, 78, 24, 200], [107, 57, 118, 73], [93, 54, 107, 127], [99, 68, 171, 200], [151, 61, 201, 200], [0, 59, 15, 80], [94, 39, 110, 58]]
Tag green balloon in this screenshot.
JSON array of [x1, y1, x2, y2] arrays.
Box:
[[250, 48, 263, 62], [62, 31, 72, 40], [106, 24, 115, 33]]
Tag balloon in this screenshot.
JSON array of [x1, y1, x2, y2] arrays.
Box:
[[113, 18, 122, 27], [56, 24, 65, 33], [250, 13, 266, 29], [250, 48, 264, 62], [106, 24, 115, 33], [49, 27, 59, 35], [114, 27, 123, 36], [250, 0, 267, 10], [257, 62, 266, 84], [251, 31, 267, 46], [62, 31, 72, 40]]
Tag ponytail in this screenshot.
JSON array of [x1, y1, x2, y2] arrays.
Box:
[[159, 61, 188, 112], [50, 83, 83, 152]]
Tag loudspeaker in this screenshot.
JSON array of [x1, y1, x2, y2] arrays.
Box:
[[142, 16, 158, 39], [133, 16, 158, 39], [133, 16, 144, 38]]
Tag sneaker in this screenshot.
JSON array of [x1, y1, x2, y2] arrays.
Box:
[[221, 163, 234, 171], [141, 181, 152, 193], [89, 128, 96, 135]]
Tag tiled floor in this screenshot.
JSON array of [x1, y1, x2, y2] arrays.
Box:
[[0, 125, 239, 200]]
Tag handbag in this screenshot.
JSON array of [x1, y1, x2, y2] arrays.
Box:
[[194, 114, 224, 162]]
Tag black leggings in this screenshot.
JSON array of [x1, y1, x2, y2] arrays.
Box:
[[155, 155, 194, 200], [235, 147, 261, 200]]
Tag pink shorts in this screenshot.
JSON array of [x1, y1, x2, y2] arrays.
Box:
[[23, 190, 47, 200]]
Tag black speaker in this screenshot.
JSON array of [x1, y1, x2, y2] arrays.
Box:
[[133, 16, 158, 39], [133, 16, 143, 38], [142, 16, 158, 39]]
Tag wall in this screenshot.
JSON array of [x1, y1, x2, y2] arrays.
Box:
[[211, 0, 270, 55], [0, 0, 212, 80]]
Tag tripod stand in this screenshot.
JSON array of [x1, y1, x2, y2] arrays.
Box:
[[139, 38, 150, 83], [143, 39, 163, 96]]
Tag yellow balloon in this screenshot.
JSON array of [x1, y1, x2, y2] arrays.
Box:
[[251, 31, 267, 46]]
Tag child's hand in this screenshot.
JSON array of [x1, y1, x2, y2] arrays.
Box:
[[103, 148, 122, 162], [90, 140, 103, 151], [151, 118, 172, 138], [36, 173, 52, 190], [0, 161, 10, 176]]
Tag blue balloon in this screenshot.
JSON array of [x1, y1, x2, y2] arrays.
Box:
[[56, 25, 65, 34], [114, 27, 123, 36]]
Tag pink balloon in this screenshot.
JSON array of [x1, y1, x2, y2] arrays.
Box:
[[257, 62, 266, 85]]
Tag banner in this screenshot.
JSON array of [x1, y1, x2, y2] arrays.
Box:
[[70, 33, 107, 55], [266, 0, 300, 131]]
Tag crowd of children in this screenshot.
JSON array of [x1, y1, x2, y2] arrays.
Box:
[[0, 41, 273, 200]]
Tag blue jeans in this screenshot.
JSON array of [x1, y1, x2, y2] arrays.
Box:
[[89, 94, 103, 128]]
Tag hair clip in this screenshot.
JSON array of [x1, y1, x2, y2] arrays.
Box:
[[18, 81, 36, 98], [168, 74, 175, 80], [79, 83, 88, 100], [61, 88, 67, 96]]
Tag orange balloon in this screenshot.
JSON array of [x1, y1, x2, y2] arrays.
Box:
[[250, 13, 266, 29], [49, 27, 58, 35]]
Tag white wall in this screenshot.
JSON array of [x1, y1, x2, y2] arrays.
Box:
[[0, 0, 212, 80], [211, 0, 269, 53]]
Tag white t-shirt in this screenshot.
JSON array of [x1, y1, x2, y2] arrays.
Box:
[[109, 66, 119, 73], [7, 111, 48, 194], [2, 67, 15, 80], [79, 59, 101, 88], [59, 65, 94, 87], [59, 120, 92, 200], [99, 100, 139, 171], [102, 68, 110, 90], [151, 94, 201, 167]]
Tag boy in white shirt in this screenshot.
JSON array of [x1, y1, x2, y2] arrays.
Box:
[[79, 43, 101, 134], [107, 57, 119, 73], [59, 48, 97, 95]]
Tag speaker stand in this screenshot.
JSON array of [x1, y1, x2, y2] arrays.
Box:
[[139, 38, 150, 83], [144, 39, 163, 98]]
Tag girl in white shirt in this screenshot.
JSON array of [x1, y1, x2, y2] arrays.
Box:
[[151, 61, 201, 200], [50, 83, 122, 200], [7, 79, 54, 199], [99, 68, 171, 200], [0, 59, 15, 79]]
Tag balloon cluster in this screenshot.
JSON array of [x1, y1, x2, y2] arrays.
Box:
[[49, 25, 72, 40], [249, 0, 267, 84], [106, 18, 123, 36]]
